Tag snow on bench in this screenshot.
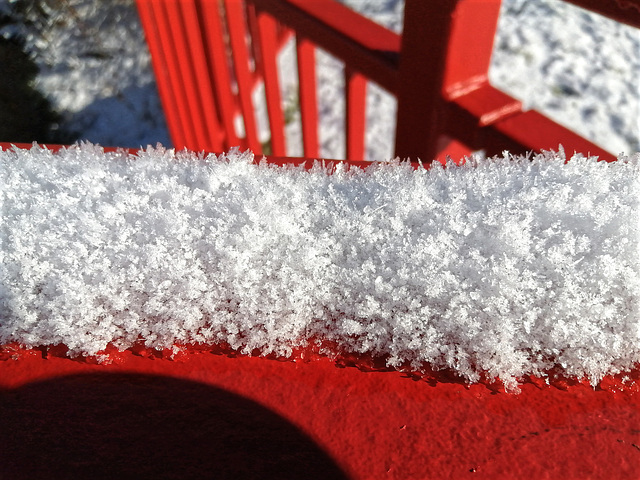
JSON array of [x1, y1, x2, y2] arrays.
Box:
[[2, 143, 640, 390]]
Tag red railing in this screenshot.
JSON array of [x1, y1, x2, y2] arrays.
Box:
[[136, 0, 639, 163]]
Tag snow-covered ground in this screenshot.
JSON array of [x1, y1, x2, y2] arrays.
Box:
[[1, 0, 170, 147], [2, 0, 638, 158], [490, 0, 640, 157]]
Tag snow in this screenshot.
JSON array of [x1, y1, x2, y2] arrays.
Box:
[[3, 143, 640, 389], [490, 0, 640, 156], [2, 1, 640, 389], [1, 0, 170, 147]]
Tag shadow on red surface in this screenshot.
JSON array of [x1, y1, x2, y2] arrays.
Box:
[[0, 373, 349, 480], [2, 349, 640, 479]]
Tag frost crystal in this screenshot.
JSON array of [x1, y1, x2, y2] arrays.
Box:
[[2, 143, 640, 387]]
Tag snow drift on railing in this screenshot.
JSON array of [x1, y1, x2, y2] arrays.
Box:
[[2, 143, 640, 389]]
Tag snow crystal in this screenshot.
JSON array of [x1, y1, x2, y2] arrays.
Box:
[[2, 143, 640, 388]]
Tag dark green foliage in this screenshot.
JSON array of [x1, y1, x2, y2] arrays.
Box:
[[0, 2, 66, 143]]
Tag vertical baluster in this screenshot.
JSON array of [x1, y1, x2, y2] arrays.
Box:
[[395, 0, 457, 163], [442, 0, 502, 95], [225, 0, 261, 152], [161, 0, 217, 150], [196, 0, 240, 150], [136, 0, 188, 149], [255, 10, 286, 156], [139, 0, 198, 149], [245, 2, 263, 87], [178, 0, 228, 151], [345, 68, 367, 160], [296, 37, 319, 159]]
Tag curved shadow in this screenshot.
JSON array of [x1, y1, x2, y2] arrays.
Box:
[[0, 373, 348, 480]]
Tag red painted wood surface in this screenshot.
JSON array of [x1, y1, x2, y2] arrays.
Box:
[[394, 0, 455, 163], [198, 0, 241, 149], [2, 344, 640, 479], [136, 0, 188, 149], [165, 0, 222, 151], [254, 0, 401, 92], [442, 0, 502, 95], [256, 10, 286, 156], [297, 37, 319, 158], [345, 68, 367, 161], [3, 142, 640, 477], [136, 0, 631, 163], [225, 0, 261, 152]]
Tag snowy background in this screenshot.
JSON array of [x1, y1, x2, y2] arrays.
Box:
[[0, 0, 638, 159]]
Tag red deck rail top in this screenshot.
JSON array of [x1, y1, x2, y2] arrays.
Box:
[[4, 143, 640, 478]]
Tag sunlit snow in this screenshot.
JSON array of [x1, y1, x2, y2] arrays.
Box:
[[3, 143, 640, 389]]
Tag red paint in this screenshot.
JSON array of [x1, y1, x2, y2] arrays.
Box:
[[194, 0, 240, 149], [563, 0, 640, 29], [3, 144, 638, 477], [297, 37, 319, 158], [2, 344, 640, 479], [252, 0, 400, 92], [136, 0, 188, 149], [225, 0, 262, 152], [136, 0, 628, 162], [345, 68, 367, 161]]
